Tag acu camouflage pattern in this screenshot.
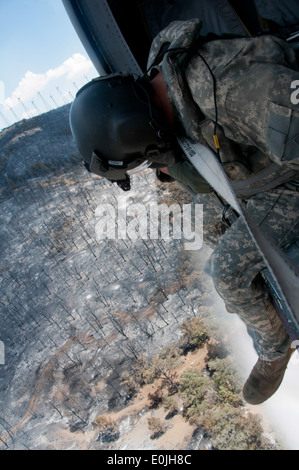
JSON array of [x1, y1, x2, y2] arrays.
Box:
[[147, 19, 299, 170], [196, 188, 299, 361], [148, 19, 299, 360]]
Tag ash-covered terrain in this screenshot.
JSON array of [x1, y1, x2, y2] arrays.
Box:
[[0, 106, 216, 450]]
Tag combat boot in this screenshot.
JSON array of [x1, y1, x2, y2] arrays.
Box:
[[242, 346, 295, 405]]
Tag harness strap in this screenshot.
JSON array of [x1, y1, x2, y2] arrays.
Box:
[[231, 163, 297, 198]]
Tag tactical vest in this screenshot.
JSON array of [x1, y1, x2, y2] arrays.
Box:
[[147, 19, 299, 198]]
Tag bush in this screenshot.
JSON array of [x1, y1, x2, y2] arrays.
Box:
[[120, 372, 139, 399], [207, 357, 243, 405], [201, 405, 273, 450], [162, 396, 180, 418], [93, 415, 120, 443], [148, 387, 164, 409], [180, 317, 210, 354], [147, 417, 166, 439], [179, 369, 212, 418]]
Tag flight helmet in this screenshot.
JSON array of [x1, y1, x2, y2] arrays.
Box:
[[70, 73, 177, 191]]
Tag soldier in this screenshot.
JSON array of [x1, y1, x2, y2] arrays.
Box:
[[149, 19, 299, 405], [70, 19, 299, 404]]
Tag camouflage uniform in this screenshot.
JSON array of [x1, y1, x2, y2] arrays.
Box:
[[147, 19, 299, 360]]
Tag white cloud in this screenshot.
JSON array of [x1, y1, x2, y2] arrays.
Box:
[[5, 71, 48, 109], [46, 53, 93, 81], [4, 53, 94, 109]]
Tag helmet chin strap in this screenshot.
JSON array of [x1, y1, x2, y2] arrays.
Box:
[[115, 175, 131, 192], [127, 160, 152, 175], [135, 75, 176, 145], [113, 161, 153, 192]]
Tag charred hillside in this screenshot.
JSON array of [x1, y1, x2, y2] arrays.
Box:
[[0, 106, 280, 450], [0, 105, 207, 449], [0, 104, 77, 192]]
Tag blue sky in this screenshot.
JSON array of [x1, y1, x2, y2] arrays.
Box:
[[0, 0, 98, 129]]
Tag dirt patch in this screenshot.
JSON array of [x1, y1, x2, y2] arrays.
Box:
[[95, 346, 208, 450]]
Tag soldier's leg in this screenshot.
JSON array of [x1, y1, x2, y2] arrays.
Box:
[[208, 185, 299, 361], [193, 192, 227, 249]]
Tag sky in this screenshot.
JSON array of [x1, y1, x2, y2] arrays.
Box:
[[0, 0, 98, 130]]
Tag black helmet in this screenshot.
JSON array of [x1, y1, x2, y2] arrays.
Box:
[[70, 73, 178, 191]]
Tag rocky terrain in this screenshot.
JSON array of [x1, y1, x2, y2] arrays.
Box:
[[0, 105, 282, 450]]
